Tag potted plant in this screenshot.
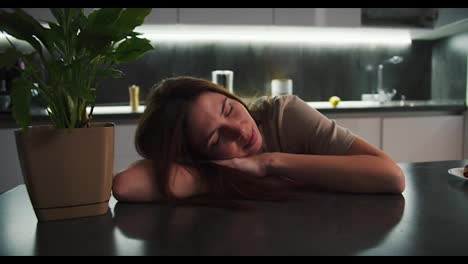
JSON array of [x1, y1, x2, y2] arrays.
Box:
[[0, 8, 154, 221]]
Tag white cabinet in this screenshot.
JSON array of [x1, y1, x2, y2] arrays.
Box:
[[382, 116, 463, 163], [178, 8, 274, 25], [464, 112, 468, 159], [333, 117, 381, 149], [361, 8, 438, 28], [21, 8, 95, 23], [22, 8, 55, 22], [434, 8, 468, 28], [328, 114, 464, 163], [274, 8, 361, 27], [144, 8, 178, 24], [273, 8, 317, 26], [114, 124, 141, 173], [0, 128, 22, 194]]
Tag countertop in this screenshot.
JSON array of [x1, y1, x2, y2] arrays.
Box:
[[1, 160, 468, 256], [0, 99, 465, 127], [79, 99, 467, 114], [307, 99, 466, 113]]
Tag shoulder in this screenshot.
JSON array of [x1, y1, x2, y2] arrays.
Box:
[[266, 95, 312, 119], [249, 95, 304, 114], [248, 95, 314, 126]]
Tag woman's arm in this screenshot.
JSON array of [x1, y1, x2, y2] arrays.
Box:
[[112, 159, 206, 202], [213, 137, 405, 194], [266, 137, 405, 194]]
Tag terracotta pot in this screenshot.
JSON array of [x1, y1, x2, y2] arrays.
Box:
[[15, 123, 115, 221]]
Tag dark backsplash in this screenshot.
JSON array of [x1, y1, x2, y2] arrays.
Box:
[[96, 41, 433, 105], [0, 37, 440, 105], [432, 32, 468, 100]]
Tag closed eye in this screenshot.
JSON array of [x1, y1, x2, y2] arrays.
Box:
[[212, 135, 220, 147], [212, 105, 232, 148], [226, 104, 233, 117]]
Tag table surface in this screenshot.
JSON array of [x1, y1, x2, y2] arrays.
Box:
[[1, 160, 468, 256]]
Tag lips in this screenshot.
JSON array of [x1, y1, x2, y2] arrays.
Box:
[[245, 128, 256, 150]]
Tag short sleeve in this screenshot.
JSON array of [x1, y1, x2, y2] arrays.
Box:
[[276, 95, 357, 155]]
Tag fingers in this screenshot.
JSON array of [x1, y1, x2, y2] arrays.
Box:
[[210, 159, 235, 168]]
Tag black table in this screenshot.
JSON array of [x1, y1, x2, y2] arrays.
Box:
[[1, 160, 468, 256]]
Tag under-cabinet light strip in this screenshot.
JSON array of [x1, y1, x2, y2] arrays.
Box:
[[137, 25, 412, 46]]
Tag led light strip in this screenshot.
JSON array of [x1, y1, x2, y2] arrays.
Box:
[[137, 25, 412, 46], [0, 25, 412, 47]]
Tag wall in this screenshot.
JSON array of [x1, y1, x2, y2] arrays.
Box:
[[432, 32, 468, 100], [96, 40, 432, 105], [435, 8, 468, 27]]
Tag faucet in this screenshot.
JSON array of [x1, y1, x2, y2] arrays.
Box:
[[376, 56, 403, 103]]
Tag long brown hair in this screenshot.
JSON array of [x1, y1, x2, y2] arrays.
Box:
[[135, 76, 296, 208]]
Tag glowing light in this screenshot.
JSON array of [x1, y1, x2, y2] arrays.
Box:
[[137, 25, 412, 46]]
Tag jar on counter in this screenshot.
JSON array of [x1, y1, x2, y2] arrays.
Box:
[[212, 70, 234, 94], [271, 79, 293, 96]]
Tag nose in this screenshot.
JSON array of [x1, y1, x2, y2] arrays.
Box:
[[221, 121, 249, 143]]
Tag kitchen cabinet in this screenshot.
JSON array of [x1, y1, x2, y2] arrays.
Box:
[[114, 124, 141, 173], [144, 8, 178, 24], [333, 117, 381, 149], [274, 8, 361, 27], [22, 8, 55, 22], [361, 8, 439, 28], [146, 8, 361, 27], [20, 8, 95, 23], [19, 8, 173, 25], [435, 8, 468, 28], [329, 114, 465, 163], [178, 8, 274, 25], [382, 115, 463, 163], [361, 8, 468, 41], [0, 128, 22, 194], [464, 112, 468, 159]]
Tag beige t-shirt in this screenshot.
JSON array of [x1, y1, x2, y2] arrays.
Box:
[[249, 95, 357, 155]]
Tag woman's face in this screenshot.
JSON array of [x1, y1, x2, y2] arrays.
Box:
[[187, 91, 263, 160]]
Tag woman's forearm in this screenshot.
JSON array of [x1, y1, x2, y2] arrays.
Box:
[[112, 159, 163, 202], [112, 159, 206, 202], [267, 153, 405, 194]]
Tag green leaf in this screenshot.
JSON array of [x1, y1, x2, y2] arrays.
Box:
[[48, 22, 62, 35], [114, 37, 153, 63], [115, 8, 152, 31], [77, 26, 117, 55], [50, 8, 64, 25], [0, 8, 153, 129], [0, 10, 44, 57], [11, 9, 55, 54], [0, 48, 21, 67], [96, 68, 124, 78], [65, 8, 83, 21], [88, 8, 123, 26], [11, 78, 32, 130], [129, 31, 143, 37], [67, 95, 77, 128], [96, 8, 152, 42], [47, 22, 65, 53], [74, 11, 88, 32]]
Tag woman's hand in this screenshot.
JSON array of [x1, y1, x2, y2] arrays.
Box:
[[210, 152, 273, 177], [168, 163, 205, 198]]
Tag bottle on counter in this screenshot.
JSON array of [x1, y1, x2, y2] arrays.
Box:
[[128, 85, 140, 112]]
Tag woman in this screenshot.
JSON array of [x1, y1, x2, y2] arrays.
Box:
[[112, 76, 405, 204]]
